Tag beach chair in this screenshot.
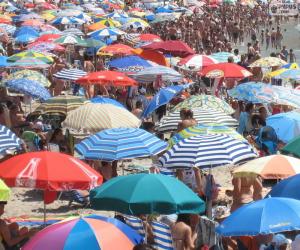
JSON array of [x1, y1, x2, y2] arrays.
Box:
[[151, 221, 174, 250], [65, 190, 89, 207], [123, 215, 146, 239]]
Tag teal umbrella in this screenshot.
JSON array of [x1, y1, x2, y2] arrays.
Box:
[[90, 173, 205, 215]]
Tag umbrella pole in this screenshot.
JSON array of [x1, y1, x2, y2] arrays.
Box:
[[43, 202, 46, 225]]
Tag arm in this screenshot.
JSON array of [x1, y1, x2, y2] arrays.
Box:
[[253, 175, 263, 200], [0, 221, 31, 247], [193, 167, 202, 195], [185, 226, 195, 249]]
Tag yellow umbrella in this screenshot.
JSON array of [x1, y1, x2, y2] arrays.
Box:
[[249, 57, 287, 68], [0, 179, 10, 202], [266, 63, 299, 78]]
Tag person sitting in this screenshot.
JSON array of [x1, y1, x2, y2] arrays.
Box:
[[177, 109, 197, 132], [132, 101, 143, 119]]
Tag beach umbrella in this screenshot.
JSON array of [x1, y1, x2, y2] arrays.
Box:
[[90, 97, 125, 109], [0, 56, 7, 67], [15, 34, 38, 44], [274, 69, 300, 81], [142, 40, 195, 57], [266, 111, 300, 143], [33, 95, 89, 116], [0, 179, 10, 202], [132, 65, 182, 83], [51, 16, 84, 25], [271, 86, 300, 109], [7, 58, 50, 69], [62, 103, 141, 133], [4, 79, 51, 101], [75, 128, 167, 161], [122, 20, 149, 30], [19, 13, 42, 21], [98, 44, 134, 56], [210, 52, 239, 63], [0, 24, 16, 34], [14, 26, 39, 37], [54, 35, 86, 45], [0, 151, 102, 190], [87, 22, 108, 31], [36, 34, 61, 42], [0, 125, 21, 154], [21, 19, 44, 27], [168, 124, 244, 148], [227, 82, 275, 103], [268, 174, 300, 200], [8, 51, 53, 64], [84, 38, 106, 48], [281, 136, 300, 158], [2, 70, 51, 87], [90, 173, 205, 214], [63, 27, 84, 36], [159, 134, 256, 169], [249, 57, 287, 68], [108, 55, 153, 74], [158, 108, 238, 133], [23, 215, 143, 250], [53, 68, 87, 81], [139, 33, 162, 42], [142, 85, 187, 118], [216, 197, 300, 236], [233, 155, 300, 179], [133, 48, 168, 66], [200, 63, 252, 78], [76, 71, 137, 87], [178, 54, 219, 69], [75, 13, 92, 22], [94, 18, 121, 28], [172, 95, 234, 114], [266, 63, 299, 78]]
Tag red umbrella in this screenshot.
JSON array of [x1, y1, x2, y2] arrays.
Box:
[[76, 71, 137, 86], [36, 34, 61, 42], [98, 44, 134, 56], [0, 151, 103, 191], [199, 63, 253, 78], [139, 34, 162, 42], [141, 40, 195, 57]]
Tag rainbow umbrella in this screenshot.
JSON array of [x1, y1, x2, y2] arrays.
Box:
[[23, 215, 143, 250]]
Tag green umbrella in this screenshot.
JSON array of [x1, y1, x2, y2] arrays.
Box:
[[54, 35, 87, 46], [84, 38, 106, 48], [281, 136, 300, 158], [90, 173, 205, 215]]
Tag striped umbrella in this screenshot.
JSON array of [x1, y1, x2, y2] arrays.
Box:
[[53, 68, 87, 81], [159, 134, 257, 169], [0, 125, 21, 154], [34, 95, 89, 116], [75, 128, 168, 161], [23, 215, 143, 250], [157, 108, 238, 133], [62, 103, 141, 134], [172, 95, 234, 114], [168, 123, 245, 148]]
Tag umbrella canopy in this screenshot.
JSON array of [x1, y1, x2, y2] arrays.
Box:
[[281, 136, 300, 158], [36, 34, 61, 42], [142, 85, 187, 118], [2, 70, 51, 87], [172, 95, 234, 114], [0, 151, 102, 190], [15, 33, 38, 44], [211, 52, 239, 63], [133, 49, 168, 66], [141, 40, 195, 57], [178, 54, 219, 70], [75, 128, 167, 161], [0, 179, 10, 202], [108, 55, 153, 74], [0, 125, 21, 154], [89, 27, 125, 38], [8, 58, 50, 69], [76, 71, 137, 87], [90, 97, 125, 109], [168, 124, 244, 148], [23, 215, 142, 250], [157, 108, 237, 133], [63, 28, 84, 36], [274, 69, 300, 81], [90, 173, 205, 214], [8, 51, 53, 64], [0, 56, 7, 67], [216, 197, 300, 236], [54, 35, 86, 45], [62, 103, 141, 134], [268, 174, 300, 200], [53, 68, 87, 81], [159, 134, 256, 169], [249, 57, 287, 68], [233, 155, 300, 179], [98, 44, 134, 56], [266, 111, 300, 143], [132, 65, 182, 83], [200, 63, 252, 78], [14, 26, 39, 37], [5, 79, 51, 101], [34, 95, 89, 116]]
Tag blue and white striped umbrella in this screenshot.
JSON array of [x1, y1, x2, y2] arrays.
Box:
[[52, 17, 84, 25], [53, 68, 87, 81], [88, 28, 125, 38], [159, 134, 257, 169], [0, 125, 21, 154], [132, 65, 182, 83], [75, 128, 168, 161]]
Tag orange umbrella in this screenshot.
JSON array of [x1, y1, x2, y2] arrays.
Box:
[[98, 44, 134, 56], [22, 19, 44, 27], [133, 48, 169, 67], [87, 22, 107, 31], [0, 18, 11, 24]]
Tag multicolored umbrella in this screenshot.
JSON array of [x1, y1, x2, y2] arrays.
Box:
[[249, 57, 287, 68], [159, 134, 256, 169], [281, 136, 300, 158], [266, 63, 299, 78], [89, 27, 125, 38], [233, 155, 300, 179], [23, 215, 143, 250], [172, 95, 234, 114], [0, 125, 21, 154], [2, 70, 51, 87], [62, 103, 141, 133], [168, 123, 244, 148], [0, 179, 10, 202], [90, 173, 205, 214], [200, 63, 252, 78], [75, 128, 167, 161], [8, 58, 50, 69], [8, 51, 53, 64], [76, 71, 137, 86], [54, 35, 86, 45], [158, 108, 238, 133], [33, 95, 89, 116]]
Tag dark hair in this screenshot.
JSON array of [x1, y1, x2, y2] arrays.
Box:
[[177, 214, 191, 225], [133, 244, 155, 250], [50, 128, 63, 142], [136, 101, 142, 108], [0, 104, 4, 114], [245, 103, 254, 113], [184, 110, 194, 119]]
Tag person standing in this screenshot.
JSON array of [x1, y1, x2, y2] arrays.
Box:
[[289, 49, 296, 63], [237, 103, 254, 136], [265, 28, 271, 50]]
